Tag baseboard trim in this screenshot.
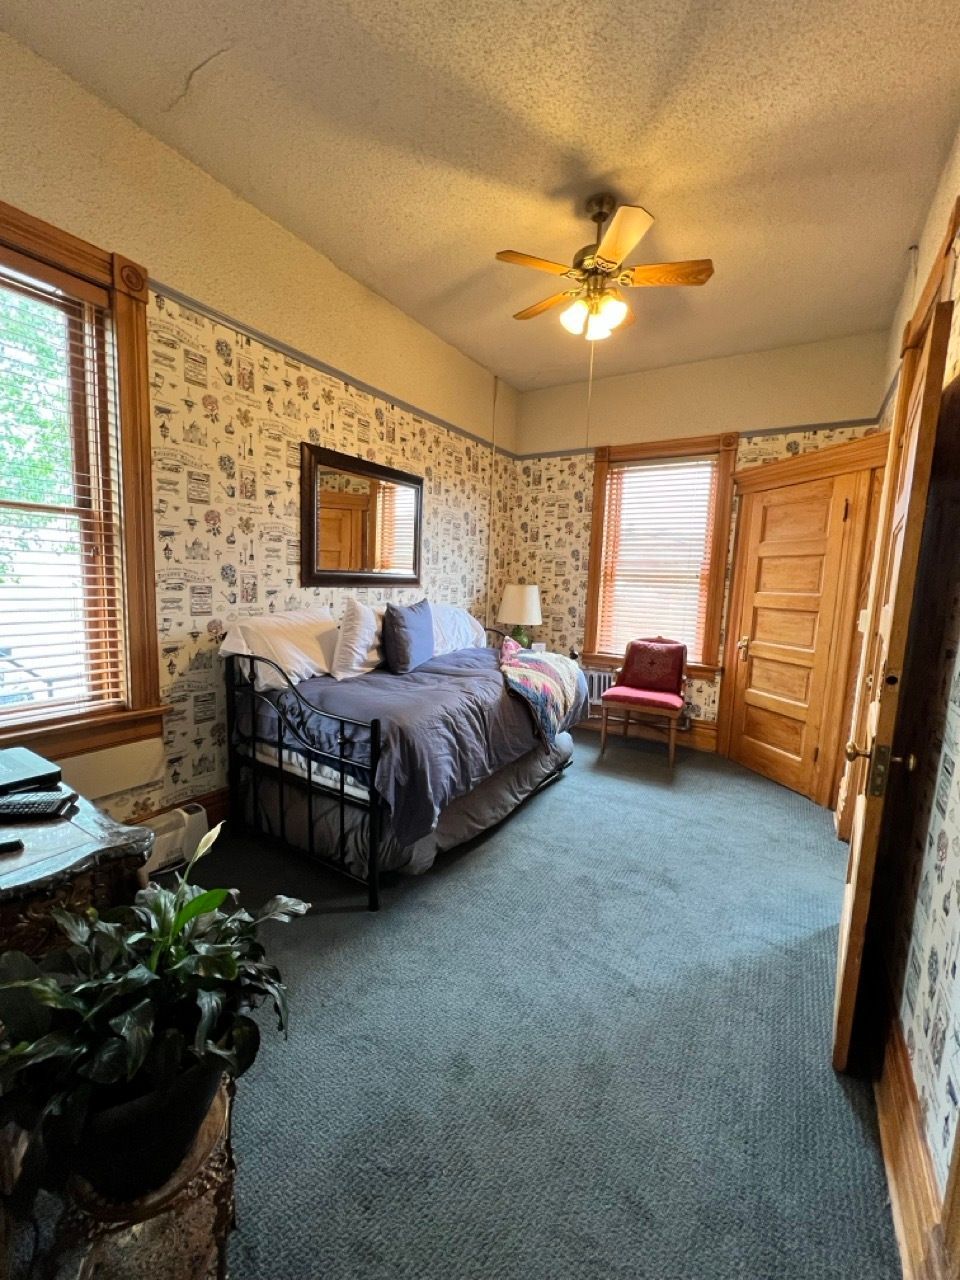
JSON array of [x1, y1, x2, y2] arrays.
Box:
[[578, 714, 718, 754], [875, 1019, 947, 1280]]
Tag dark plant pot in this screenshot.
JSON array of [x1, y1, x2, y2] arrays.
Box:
[[69, 1063, 223, 1203]]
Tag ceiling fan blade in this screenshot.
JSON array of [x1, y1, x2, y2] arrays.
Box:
[[513, 292, 571, 320], [594, 205, 654, 271], [623, 259, 715, 287], [496, 250, 573, 276]]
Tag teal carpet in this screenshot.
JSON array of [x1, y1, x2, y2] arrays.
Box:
[[201, 733, 900, 1279]]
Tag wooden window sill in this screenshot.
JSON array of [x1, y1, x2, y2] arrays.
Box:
[[0, 705, 168, 760], [581, 653, 723, 680]]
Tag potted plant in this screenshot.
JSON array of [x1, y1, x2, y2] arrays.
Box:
[[0, 823, 309, 1214]]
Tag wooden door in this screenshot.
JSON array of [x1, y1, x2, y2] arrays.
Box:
[[728, 474, 855, 796], [833, 467, 885, 837], [317, 494, 367, 571], [833, 300, 953, 1071]]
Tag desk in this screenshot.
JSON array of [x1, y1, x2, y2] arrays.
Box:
[[0, 797, 152, 955]]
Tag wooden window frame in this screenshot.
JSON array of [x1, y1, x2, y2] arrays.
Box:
[[0, 199, 164, 758], [583, 432, 738, 675]]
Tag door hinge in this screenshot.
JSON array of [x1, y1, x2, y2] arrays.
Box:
[[842, 497, 850, 522], [868, 744, 891, 797]]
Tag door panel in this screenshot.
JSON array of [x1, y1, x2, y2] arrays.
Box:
[[729, 474, 853, 794], [750, 657, 810, 701], [832, 300, 953, 1071], [758, 554, 824, 592], [317, 492, 369, 571]]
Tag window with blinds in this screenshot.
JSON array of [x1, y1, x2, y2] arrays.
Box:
[[595, 455, 719, 662], [0, 257, 127, 725], [375, 482, 417, 574]]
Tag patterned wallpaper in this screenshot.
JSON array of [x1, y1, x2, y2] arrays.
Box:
[[893, 249, 960, 1193], [101, 292, 505, 822], [95, 290, 889, 832], [509, 422, 880, 723], [95, 253, 960, 1195]]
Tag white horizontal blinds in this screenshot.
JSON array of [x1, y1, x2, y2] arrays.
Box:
[[0, 257, 128, 724], [596, 455, 718, 661], [376, 483, 416, 573]]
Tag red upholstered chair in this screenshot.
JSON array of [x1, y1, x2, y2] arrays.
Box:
[[600, 637, 687, 767]]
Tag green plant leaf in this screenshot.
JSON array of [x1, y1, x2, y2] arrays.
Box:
[[108, 998, 155, 1080], [0, 978, 87, 1016], [254, 896, 312, 924], [170, 887, 230, 940], [77, 1035, 128, 1084], [193, 988, 224, 1053], [79, 963, 157, 1020], [229, 1014, 261, 1076], [50, 906, 92, 946], [0, 1032, 83, 1092], [18, 1030, 83, 1066], [198, 1013, 260, 1078], [189, 946, 239, 981], [135, 884, 178, 934], [0, 952, 51, 1041]]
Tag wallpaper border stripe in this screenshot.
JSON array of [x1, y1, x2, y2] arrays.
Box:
[[515, 416, 880, 460], [151, 278, 892, 464], [148, 278, 520, 459]]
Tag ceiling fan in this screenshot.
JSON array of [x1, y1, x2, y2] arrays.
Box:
[[495, 193, 714, 340]]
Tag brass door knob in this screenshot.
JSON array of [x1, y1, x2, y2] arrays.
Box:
[[845, 740, 870, 762], [737, 635, 750, 658]]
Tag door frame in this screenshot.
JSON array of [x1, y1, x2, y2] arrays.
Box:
[[718, 432, 889, 805]]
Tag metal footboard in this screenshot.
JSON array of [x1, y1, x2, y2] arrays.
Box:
[[225, 654, 383, 910]]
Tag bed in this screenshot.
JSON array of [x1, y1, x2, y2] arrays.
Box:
[[225, 645, 588, 909]]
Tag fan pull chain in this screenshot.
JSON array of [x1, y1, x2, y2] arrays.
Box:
[[585, 340, 596, 451], [486, 374, 500, 629]]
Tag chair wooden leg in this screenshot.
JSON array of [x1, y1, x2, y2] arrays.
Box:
[[600, 706, 608, 756], [623, 710, 630, 741], [668, 717, 677, 768]]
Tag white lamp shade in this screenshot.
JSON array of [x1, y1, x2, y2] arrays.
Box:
[[498, 583, 542, 626]]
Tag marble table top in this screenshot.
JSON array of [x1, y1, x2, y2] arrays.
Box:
[[0, 795, 152, 901]]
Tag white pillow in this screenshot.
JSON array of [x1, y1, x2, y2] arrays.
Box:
[[219, 609, 338, 691], [330, 599, 386, 680], [431, 602, 486, 655]]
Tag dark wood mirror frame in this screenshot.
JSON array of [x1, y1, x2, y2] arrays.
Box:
[[299, 443, 423, 587]]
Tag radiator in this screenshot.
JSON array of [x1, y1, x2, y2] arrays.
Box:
[[582, 663, 692, 731], [139, 802, 209, 880], [583, 665, 616, 710]]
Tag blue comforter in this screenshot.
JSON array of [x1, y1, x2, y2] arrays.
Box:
[[242, 648, 588, 845]]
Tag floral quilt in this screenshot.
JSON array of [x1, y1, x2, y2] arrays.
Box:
[[499, 637, 587, 744]]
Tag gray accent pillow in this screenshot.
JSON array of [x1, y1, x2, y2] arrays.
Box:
[[382, 599, 435, 673]]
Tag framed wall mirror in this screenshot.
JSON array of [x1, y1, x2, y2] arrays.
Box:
[[300, 444, 423, 586]]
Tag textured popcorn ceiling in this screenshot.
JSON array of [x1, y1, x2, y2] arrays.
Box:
[[2, 0, 959, 390]]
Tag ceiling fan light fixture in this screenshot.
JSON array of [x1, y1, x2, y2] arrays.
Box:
[[496, 194, 713, 340], [585, 311, 613, 341], [559, 296, 589, 335], [597, 290, 629, 330]]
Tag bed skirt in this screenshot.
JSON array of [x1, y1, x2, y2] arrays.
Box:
[[236, 731, 573, 880]]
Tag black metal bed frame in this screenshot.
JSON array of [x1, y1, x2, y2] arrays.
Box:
[[225, 653, 383, 910]]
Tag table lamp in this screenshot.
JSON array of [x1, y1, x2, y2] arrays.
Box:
[[498, 584, 542, 649]]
